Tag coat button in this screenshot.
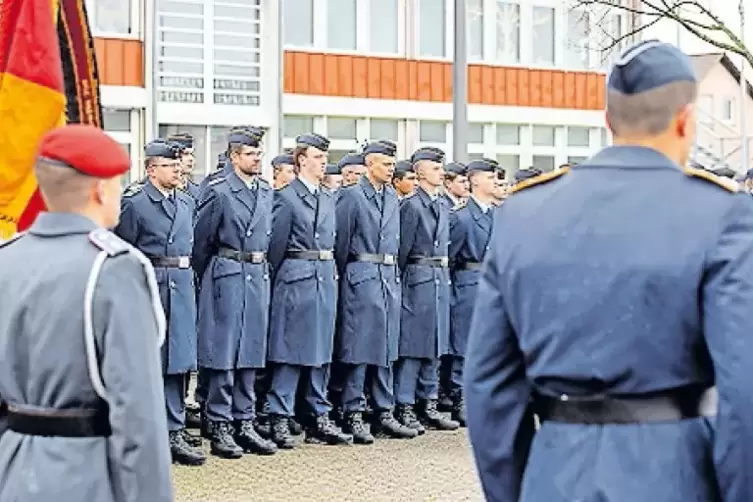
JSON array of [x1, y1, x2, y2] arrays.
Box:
[[168, 237, 174, 244], [433, 241, 439, 247], [266, 230, 272, 236], [317, 276, 322, 282], [314, 232, 320, 239], [169, 281, 176, 289], [246, 274, 252, 282], [246, 230, 252, 237]]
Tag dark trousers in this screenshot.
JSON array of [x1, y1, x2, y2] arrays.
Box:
[[448, 356, 464, 394], [205, 368, 257, 422], [393, 357, 440, 405], [267, 363, 331, 417], [341, 363, 394, 413], [165, 373, 187, 432], [194, 367, 209, 405]]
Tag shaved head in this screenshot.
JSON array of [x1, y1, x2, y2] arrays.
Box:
[[34, 159, 97, 212], [607, 81, 698, 137]]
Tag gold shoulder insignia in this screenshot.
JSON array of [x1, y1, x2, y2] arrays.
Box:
[[512, 168, 569, 194], [453, 200, 467, 211], [683, 167, 739, 193]]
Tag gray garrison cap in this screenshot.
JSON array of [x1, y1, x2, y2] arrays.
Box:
[[608, 40, 697, 95]]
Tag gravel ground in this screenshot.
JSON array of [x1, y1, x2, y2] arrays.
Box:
[[173, 429, 484, 502]]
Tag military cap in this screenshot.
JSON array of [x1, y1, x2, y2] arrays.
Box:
[[514, 167, 542, 183], [228, 126, 265, 147], [296, 132, 330, 152], [38, 124, 130, 178], [325, 163, 341, 175], [271, 153, 294, 166], [167, 132, 194, 150], [216, 152, 227, 169], [444, 162, 467, 175], [466, 158, 499, 173], [394, 160, 412, 175], [608, 40, 697, 95], [411, 146, 446, 165], [363, 140, 397, 157], [744, 168, 753, 181], [145, 139, 181, 160], [337, 153, 365, 169]]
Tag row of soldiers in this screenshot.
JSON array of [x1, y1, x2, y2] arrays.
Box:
[[116, 127, 515, 466]]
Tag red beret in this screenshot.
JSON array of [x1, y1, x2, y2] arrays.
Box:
[[38, 124, 130, 178]]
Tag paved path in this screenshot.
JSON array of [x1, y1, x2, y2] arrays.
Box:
[[173, 429, 483, 502]]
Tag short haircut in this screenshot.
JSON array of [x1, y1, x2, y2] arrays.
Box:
[[34, 159, 95, 211], [227, 142, 246, 156], [292, 145, 310, 173], [607, 81, 698, 136], [444, 172, 459, 183]]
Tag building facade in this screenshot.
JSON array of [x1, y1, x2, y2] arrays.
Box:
[[91, 0, 628, 182]]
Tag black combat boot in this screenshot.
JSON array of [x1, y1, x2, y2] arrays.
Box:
[[210, 422, 243, 459], [450, 392, 466, 427], [438, 388, 454, 413], [255, 401, 272, 439], [342, 411, 374, 445], [271, 415, 296, 449], [289, 417, 303, 436], [417, 399, 460, 431], [396, 404, 425, 435], [182, 428, 203, 448], [200, 406, 212, 439], [373, 410, 418, 439], [233, 419, 278, 455], [305, 414, 353, 445], [185, 402, 202, 429], [169, 430, 206, 466]]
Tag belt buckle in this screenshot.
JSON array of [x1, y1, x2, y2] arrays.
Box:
[[178, 256, 190, 269], [439, 257, 449, 267], [252, 252, 264, 264], [383, 254, 395, 266], [318, 250, 329, 260]]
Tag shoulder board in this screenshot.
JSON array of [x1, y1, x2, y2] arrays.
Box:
[[208, 177, 225, 187], [512, 168, 569, 194], [88, 228, 130, 257], [122, 181, 145, 197], [0, 232, 26, 249], [683, 167, 739, 193], [258, 178, 271, 189], [453, 200, 467, 211]]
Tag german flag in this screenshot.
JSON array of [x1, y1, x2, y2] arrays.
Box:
[[0, 0, 102, 239]]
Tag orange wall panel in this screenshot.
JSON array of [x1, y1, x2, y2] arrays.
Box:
[[283, 51, 606, 111], [93, 37, 143, 87]]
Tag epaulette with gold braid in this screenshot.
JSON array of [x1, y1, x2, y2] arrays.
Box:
[[512, 168, 569, 194], [683, 167, 739, 193]]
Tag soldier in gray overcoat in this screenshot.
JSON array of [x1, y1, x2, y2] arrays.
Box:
[[0, 124, 173, 502]]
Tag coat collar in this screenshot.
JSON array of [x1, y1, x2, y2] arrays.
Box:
[[144, 179, 171, 202], [581, 146, 681, 170], [27, 212, 98, 237]]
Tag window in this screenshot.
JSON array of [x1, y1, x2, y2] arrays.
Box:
[[601, 128, 610, 146], [467, 153, 485, 161], [284, 116, 315, 138], [158, 124, 208, 178], [722, 98, 734, 121], [328, 0, 357, 50], [565, 10, 589, 69], [567, 127, 590, 147], [370, 119, 399, 141], [103, 108, 131, 132], [327, 117, 358, 139], [496, 154, 520, 178], [419, 0, 446, 57], [600, 14, 626, 67], [568, 156, 588, 165], [495, 2, 520, 63], [157, 0, 205, 103], [496, 124, 520, 146], [88, 0, 132, 35], [532, 126, 555, 147], [532, 7, 555, 65], [419, 121, 447, 142], [370, 0, 398, 53], [468, 123, 484, 144], [468, 0, 484, 59], [532, 155, 555, 172], [328, 150, 351, 163]]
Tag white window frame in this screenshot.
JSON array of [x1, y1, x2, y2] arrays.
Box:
[[85, 0, 142, 40]]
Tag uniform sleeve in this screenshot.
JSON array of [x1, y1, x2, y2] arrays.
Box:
[[114, 198, 140, 245], [398, 201, 418, 271], [464, 208, 535, 502], [95, 255, 174, 502], [192, 188, 221, 282], [448, 210, 466, 264], [334, 191, 356, 276], [702, 195, 753, 502], [268, 191, 293, 275]]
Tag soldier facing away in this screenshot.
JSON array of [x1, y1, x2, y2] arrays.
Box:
[[0, 125, 173, 501], [465, 40, 753, 502]]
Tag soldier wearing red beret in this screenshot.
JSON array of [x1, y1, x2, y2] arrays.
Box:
[[0, 125, 174, 501]]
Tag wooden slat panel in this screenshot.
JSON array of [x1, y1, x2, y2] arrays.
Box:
[[283, 51, 295, 93], [381, 59, 396, 100], [324, 55, 339, 96], [367, 58, 381, 99], [416, 61, 432, 102], [338, 55, 354, 97], [292, 52, 309, 94], [551, 71, 564, 108], [430, 62, 444, 102], [94, 37, 143, 87]]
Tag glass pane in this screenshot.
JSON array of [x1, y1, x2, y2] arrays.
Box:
[[214, 64, 260, 77], [284, 0, 314, 46], [567, 127, 590, 147], [103, 108, 131, 132], [161, 45, 204, 60], [160, 61, 204, 74], [327, 117, 357, 140], [532, 125, 555, 146], [214, 49, 260, 64], [370, 119, 399, 141], [160, 30, 204, 44], [159, 15, 204, 30], [160, 76, 204, 88], [370, 0, 398, 53], [214, 20, 259, 34], [496, 124, 520, 145], [419, 0, 445, 57], [158, 124, 207, 178], [467, 153, 484, 161], [565, 11, 589, 69], [468, 123, 484, 144], [601, 128, 609, 146], [328, 150, 350, 163], [93, 0, 131, 34], [214, 34, 260, 50], [419, 121, 447, 142], [158, 90, 204, 103], [468, 0, 483, 59], [532, 155, 555, 172], [214, 4, 259, 19], [159, 0, 203, 15], [532, 7, 555, 65], [284, 116, 315, 138], [328, 0, 357, 50], [495, 2, 520, 63], [213, 94, 259, 106], [568, 156, 588, 165], [496, 154, 519, 179], [213, 79, 259, 91]]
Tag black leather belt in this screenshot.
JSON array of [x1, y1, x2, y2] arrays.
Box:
[[456, 261, 482, 271], [407, 255, 449, 268], [2, 404, 111, 437], [148, 255, 191, 269], [536, 386, 717, 425], [218, 247, 267, 264], [350, 253, 396, 266], [286, 250, 334, 261]]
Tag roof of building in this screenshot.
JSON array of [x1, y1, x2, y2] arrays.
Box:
[[689, 52, 753, 100]]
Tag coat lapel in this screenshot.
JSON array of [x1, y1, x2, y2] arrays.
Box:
[[469, 198, 491, 234], [145, 181, 176, 221], [292, 178, 317, 210], [227, 172, 256, 217], [248, 182, 270, 230], [381, 186, 398, 229]]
